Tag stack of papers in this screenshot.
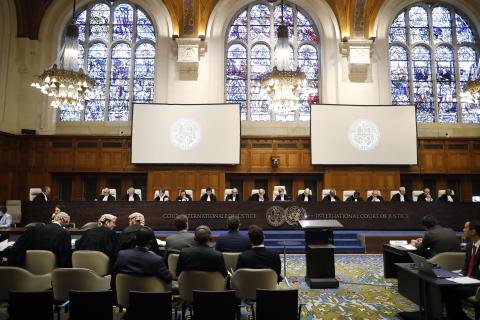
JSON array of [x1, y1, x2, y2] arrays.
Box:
[[446, 277, 480, 284], [0, 239, 14, 251], [399, 244, 417, 250]]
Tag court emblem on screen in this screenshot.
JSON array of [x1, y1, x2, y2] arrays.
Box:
[[170, 118, 202, 151], [348, 119, 380, 151]]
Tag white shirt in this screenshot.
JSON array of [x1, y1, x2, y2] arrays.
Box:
[[232, 195, 236, 201], [128, 195, 134, 201], [304, 195, 309, 202], [102, 195, 109, 201], [330, 197, 336, 202], [259, 196, 264, 202], [400, 194, 405, 202], [447, 195, 453, 202], [206, 195, 211, 202], [182, 197, 189, 202], [372, 197, 380, 202], [426, 195, 433, 202]]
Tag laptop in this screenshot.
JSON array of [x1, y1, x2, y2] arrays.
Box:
[[408, 252, 461, 278]]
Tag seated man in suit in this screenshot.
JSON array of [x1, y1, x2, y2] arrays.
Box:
[[176, 190, 192, 202], [274, 188, 290, 201], [297, 188, 313, 202], [322, 189, 341, 202], [122, 187, 141, 201], [0, 206, 12, 228], [438, 188, 456, 202], [176, 225, 228, 277], [75, 214, 119, 267], [9, 212, 72, 268], [236, 225, 282, 283], [118, 212, 161, 255], [411, 215, 460, 258], [366, 190, 384, 202], [346, 191, 363, 202], [32, 186, 51, 202], [225, 187, 241, 202], [154, 189, 169, 202], [215, 216, 251, 253], [96, 188, 115, 201], [391, 187, 410, 202], [115, 226, 171, 283], [444, 220, 480, 319], [200, 187, 217, 202], [165, 215, 195, 253], [248, 188, 269, 202], [417, 188, 434, 202]]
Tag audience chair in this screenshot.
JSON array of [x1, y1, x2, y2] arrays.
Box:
[[428, 252, 466, 271], [184, 189, 194, 200], [69, 290, 113, 320], [25, 250, 56, 275], [466, 288, 480, 320], [231, 269, 277, 301], [29, 188, 42, 201], [52, 268, 111, 303], [6, 200, 22, 226], [178, 271, 227, 319], [109, 188, 117, 200], [297, 190, 304, 195], [256, 289, 302, 320], [224, 188, 232, 200], [251, 189, 259, 196], [412, 190, 423, 202], [8, 290, 54, 320], [200, 188, 215, 197], [72, 250, 110, 276], [80, 221, 98, 230], [390, 190, 399, 200], [24, 222, 45, 229], [272, 186, 287, 200], [342, 190, 355, 201], [367, 190, 381, 198], [134, 188, 142, 200], [321, 189, 331, 199], [193, 290, 237, 320], [223, 252, 241, 273], [0, 267, 52, 301], [128, 291, 173, 320], [116, 273, 171, 309], [438, 189, 454, 198], [168, 253, 180, 280]]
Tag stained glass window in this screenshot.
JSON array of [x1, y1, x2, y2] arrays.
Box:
[[389, 4, 479, 123], [60, 2, 156, 122], [226, 2, 320, 122]]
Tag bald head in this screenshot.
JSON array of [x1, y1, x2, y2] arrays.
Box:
[[194, 225, 211, 245]]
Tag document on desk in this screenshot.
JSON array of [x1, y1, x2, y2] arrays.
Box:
[[446, 277, 480, 284], [399, 244, 417, 250], [0, 239, 14, 251]]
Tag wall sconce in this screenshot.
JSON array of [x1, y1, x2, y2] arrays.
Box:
[[271, 156, 280, 167], [198, 35, 206, 41], [172, 34, 179, 40]]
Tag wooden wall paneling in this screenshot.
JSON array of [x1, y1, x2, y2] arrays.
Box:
[[460, 177, 473, 202], [48, 149, 74, 171], [419, 140, 446, 173], [71, 176, 83, 200], [100, 149, 124, 171], [446, 142, 470, 172], [75, 149, 99, 171]]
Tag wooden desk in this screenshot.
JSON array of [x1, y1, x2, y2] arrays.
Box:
[[383, 244, 416, 278]]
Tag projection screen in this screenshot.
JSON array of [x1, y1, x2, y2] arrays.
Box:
[[311, 104, 417, 165], [132, 103, 240, 164]]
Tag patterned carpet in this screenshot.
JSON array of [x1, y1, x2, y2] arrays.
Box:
[[280, 254, 417, 320]]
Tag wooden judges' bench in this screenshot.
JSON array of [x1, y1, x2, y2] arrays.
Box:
[[19, 202, 479, 230]]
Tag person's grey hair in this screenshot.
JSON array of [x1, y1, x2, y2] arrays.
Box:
[[53, 212, 70, 224], [129, 212, 145, 226], [98, 214, 117, 226]]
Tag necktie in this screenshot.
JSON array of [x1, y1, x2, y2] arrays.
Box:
[[467, 246, 477, 277]]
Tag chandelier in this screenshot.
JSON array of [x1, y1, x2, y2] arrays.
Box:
[[31, 0, 95, 112], [261, 1, 307, 115], [460, 59, 480, 104]]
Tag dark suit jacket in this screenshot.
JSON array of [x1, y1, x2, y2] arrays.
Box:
[[115, 247, 172, 283], [225, 194, 242, 201], [366, 196, 384, 202], [154, 195, 169, 202], [391, 193, 410, 202], [121, 193, 141, 201], [417, 193, 434, 202], [32, 193, 48, 202], [118, 224, 161, 255], [345, 196, 364, 202], [75, 226, 119, 266], [296, 193, 313, 202], [322, 195, 341, 202], [462, 243, 480, 278], [176, 244, 227, 277], [97, 194, 116, 201], [215, 231, 251, 253], [438, 194, 456, 202], [9, 223, 72, 268], [248, 193, 269, 202], [200, 193, 217, 202], [417, 225, 460, 257], [236, 247, 283, 283], [274, 195, 291, 201], [175, 195, 193, 202]]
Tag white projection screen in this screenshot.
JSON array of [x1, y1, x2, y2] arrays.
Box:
[[311, 104, 418, 165], [132, 103, 240, 164]]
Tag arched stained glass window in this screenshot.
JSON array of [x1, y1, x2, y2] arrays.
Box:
[[389, 4, 479, 123], [226, 1, 320, 122], [59, 2, 156, 122]]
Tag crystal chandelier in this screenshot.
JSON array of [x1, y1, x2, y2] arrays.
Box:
[[31, 0, 95, 112], [260, 1, 307, 115], [460, 58, 480, 104]]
